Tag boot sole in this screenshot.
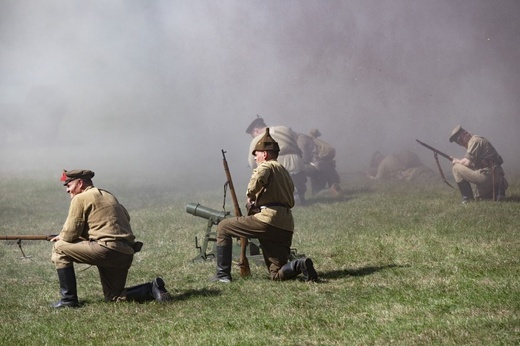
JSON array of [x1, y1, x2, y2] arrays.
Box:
[[51, 301, 80, 309], [152, 277, 172, 302], [303, 258, 318, 282], [209, 276, 231, 283]]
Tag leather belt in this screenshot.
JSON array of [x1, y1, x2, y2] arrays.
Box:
[[260, 203, 288, 209]]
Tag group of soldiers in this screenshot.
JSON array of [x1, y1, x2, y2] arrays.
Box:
[[48, 118, 508, 308], [366, 125, 508, 203], [50, 121, 324, 308], [246, 115, 341, 205]]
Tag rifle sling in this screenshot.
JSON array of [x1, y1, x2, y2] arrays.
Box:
[[434, 153, 454, 189]]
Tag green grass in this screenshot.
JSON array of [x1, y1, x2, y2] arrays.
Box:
[[0, 173, 518, 345]]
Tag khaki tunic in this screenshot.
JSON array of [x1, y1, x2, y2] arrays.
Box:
[[52, 186, 136, 300], [247, 160, 295, 231], [464, 135, 503, 169], [374, 155, 406, 180], [59, 186, 135, 253], [297, 134, 316, 165]]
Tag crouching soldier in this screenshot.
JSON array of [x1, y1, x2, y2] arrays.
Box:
[[449, 125, 508, 203], [50, 169, 171, 308]]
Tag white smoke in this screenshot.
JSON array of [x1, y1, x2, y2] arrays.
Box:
[[1, 0, 518, 188]]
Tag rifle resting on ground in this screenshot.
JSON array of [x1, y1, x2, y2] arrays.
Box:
[[221, 149, 251, 277], [1, 234, 57, 259], [416, 139, 455, 189]]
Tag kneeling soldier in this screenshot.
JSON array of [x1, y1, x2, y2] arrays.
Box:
[[50, 169, 171, 308], [211, 129, 319, 283]]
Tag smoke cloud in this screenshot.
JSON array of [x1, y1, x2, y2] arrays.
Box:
[[1, 1, 519, 190]]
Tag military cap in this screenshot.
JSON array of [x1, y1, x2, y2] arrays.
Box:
[[449, 125, 464, 143], [309, 128, 321, 138], [252, 128, 280, 155], [60, 169, 95, 185], [246, 115, 267, 134]]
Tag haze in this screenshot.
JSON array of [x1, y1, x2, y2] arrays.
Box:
[[1, 1, 519, 192]]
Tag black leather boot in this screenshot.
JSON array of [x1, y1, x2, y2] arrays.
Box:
[[279, 257, 318, 282], [210, 245, 232, 283], [126, 277, 171, 303], [300, 257, 318, 282], [495, 177, 508, 201], [125, 282, 152, 303], [151, 277, 172, 302], [457, 181, 474, 204], [51, 266, 79, 308]]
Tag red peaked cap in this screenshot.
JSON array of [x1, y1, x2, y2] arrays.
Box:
[[60, 169, 95, 185]]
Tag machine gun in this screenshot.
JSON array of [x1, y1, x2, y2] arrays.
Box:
[[186, 202, 262, 262], [1, 234, 57, 259], [186, 202, 303, 263]]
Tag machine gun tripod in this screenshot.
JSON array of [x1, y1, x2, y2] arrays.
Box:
[[186, 202, 302, 263]]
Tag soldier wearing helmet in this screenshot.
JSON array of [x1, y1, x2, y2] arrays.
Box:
[[211, 129, 319, 283]]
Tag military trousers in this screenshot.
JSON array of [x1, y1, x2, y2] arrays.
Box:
[[291, 171, 308, 203], [216, 216, 293, 280], [452, 163, 505, 199], [310, 159, 340, 194], [52, 240, 133, 301]]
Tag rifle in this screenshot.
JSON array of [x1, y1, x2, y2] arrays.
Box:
[[1, 234, 57, 259], [416, 139, 454, 188], [221, 149, 251, 277]]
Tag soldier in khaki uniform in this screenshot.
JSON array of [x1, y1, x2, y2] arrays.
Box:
[[50, 170, 171, 308], [367, 150, 438, 183], [308, 128, 341, 195], [449, 125, 508, 203], [211, 129, 318, 283], [246, 116, 308, 205]]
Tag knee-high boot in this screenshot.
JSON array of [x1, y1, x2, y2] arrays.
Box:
[[457, 181, 473, 203], [279, 257, 318, 282], [125, 277, 171, 303], [210, 245, 232, 283], [51, 266, 79, 308]]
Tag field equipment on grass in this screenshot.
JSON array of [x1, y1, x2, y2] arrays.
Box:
[[1, 234, 57, 259], [186, 202, 262, 263], [186, 202, 303, 264], [186, 148, 303, 264]]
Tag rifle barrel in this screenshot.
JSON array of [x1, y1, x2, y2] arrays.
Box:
[[1, 235, 55, 241], [416, 139, 453, 161]]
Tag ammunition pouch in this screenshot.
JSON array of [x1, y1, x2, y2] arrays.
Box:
[[132, 241, 143, 253]]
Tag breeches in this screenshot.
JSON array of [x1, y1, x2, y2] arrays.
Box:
[[311, 160, 340, 193], [452, 164, 504, 199], [52, 240, 133, 301], [216, 216, 293, 280]]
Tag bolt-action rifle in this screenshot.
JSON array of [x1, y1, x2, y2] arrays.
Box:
[[416, 139, 454, 188], [1, 234, 57, 259], [221, 149, 251, 277]]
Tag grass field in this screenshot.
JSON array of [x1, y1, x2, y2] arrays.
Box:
[[0, 172, 518, 345]]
